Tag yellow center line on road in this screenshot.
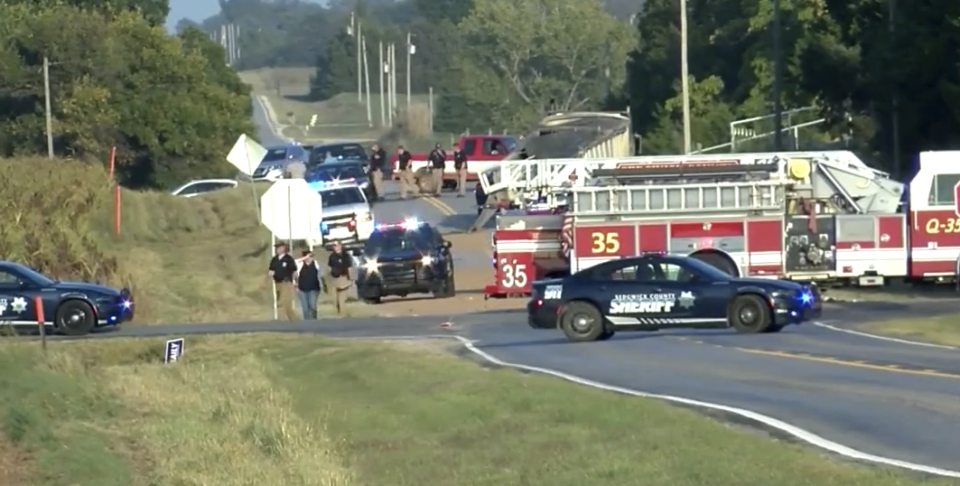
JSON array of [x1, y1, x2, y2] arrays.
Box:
[[422, 196, 457, 216], [730, 346, 960, 380]]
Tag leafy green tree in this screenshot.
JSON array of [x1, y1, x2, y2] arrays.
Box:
[[2, 0, 170, 26], [310, 30, 360, 101], [442, 0, 635, 132], [0, 3, 255, 188]]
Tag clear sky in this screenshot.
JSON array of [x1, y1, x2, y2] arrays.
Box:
[[164, 0, 326, 31]]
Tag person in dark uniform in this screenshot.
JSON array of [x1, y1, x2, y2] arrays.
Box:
[[295, 250, 322, 319], [267, 242, 298, 320], [453, 143, 468, 197], [326, 241, 354, 315], [474, 182, 486, 215], [397, 145, 416, 199], [368, 143, 387, 201], [427, 143, 446, 196]]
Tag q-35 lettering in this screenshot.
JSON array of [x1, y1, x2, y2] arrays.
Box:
[[608, 294, 675, 313]]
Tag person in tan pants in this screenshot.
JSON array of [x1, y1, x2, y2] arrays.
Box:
[[452, 142, 468, 197], [396, 145, 417, 199], [368, 144, 387, 202], [267, 242, 298, 320], [326, 241, 354, 315], [428, 143, 445, 196]]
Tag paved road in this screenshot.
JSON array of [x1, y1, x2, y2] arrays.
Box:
[[67, 299, 960, 472]]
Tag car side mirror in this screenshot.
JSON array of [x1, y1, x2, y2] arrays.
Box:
[[18, 280, 34, 289]]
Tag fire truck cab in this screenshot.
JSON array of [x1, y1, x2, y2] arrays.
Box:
[[483, 150, 960, 298]]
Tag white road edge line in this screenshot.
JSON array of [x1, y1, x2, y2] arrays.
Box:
[[364, 334, 960, 478], [812, 321, 958, 350]]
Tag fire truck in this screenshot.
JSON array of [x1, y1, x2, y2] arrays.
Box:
[[482, 150, 960, 298]]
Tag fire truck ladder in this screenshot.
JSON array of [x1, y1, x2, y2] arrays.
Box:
[[471, 158, 608, 231], [570, 179, 787, 217]]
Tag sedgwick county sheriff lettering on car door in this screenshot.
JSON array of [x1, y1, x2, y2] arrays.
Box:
[[608, 293, 691, 313]]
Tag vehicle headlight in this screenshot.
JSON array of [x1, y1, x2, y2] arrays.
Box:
[[421, 255, 432, 265], [362, 260, 379, 272], [356, 211, 371, 222]]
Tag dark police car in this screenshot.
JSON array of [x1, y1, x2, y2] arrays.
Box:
[[352, 219, 455, 303], [0, 261, 133, 336], [528, 254, 820, 342]]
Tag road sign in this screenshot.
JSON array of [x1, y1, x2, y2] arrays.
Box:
[[226, 134, 268, 176], [260, 179, 324, 241], [164, 338, 184, 364], [955, 180, 960, 217]]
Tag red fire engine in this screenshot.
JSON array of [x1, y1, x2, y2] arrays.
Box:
[[482, 150, 960, 298]]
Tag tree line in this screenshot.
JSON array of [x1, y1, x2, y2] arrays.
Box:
[[0, 0, 254, 189]]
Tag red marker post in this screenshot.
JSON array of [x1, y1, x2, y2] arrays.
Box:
[[34, 296, 46, 351], [954, 181, 960, 217]]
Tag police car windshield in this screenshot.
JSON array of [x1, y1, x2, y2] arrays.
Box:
[[311, 164, 365, 181], [311, 144, 367, 162], [364, 229, 431, 254], [320, 187, 365, 208]]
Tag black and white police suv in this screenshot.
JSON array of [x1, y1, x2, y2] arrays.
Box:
[[353, 219, 455, 303], [527, 254, 821, 342]]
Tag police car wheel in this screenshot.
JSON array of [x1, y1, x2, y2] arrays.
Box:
[[729, 295, 771, 333], [56, 300, 95, 336], [559, 302, 605, 342]]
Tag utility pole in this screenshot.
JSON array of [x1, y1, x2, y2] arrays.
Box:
[[386, 43, 392, 124], [352, 13, 361, 102], [362, 36, 372, 127], [390, 42, 397, 111], [378, 40, 385, 127], [406, 32, 413, 109], [43, 56, 53, 158], [889, 0, 900, 174], [772, 0, 784, 151], [679, 0, 691, 154]]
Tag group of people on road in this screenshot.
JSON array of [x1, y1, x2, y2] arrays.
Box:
[[372, 142, 470, 199], [267, 241, 355, 320]]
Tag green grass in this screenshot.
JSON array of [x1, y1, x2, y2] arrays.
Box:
[[864, 315, 960, 346], [240, 67, 441, 145], [0, 334, 953, 486], [100, 183, 374, 324]]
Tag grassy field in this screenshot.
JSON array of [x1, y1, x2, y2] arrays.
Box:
[[240, 67, 458, 149], [0, 334, 953, 486], [864, 315, 960, 346]]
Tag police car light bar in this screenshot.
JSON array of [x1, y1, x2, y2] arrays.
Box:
[[374, 218, 421, 232]]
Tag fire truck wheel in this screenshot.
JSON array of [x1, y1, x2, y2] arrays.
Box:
[[559, 301, 606, 342], [728, 294, 772, 333]]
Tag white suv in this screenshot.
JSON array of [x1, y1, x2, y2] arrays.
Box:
[[308, 181, 374, 249]]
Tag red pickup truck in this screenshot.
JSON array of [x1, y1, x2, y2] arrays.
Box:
[[390, 135, 517, 189]]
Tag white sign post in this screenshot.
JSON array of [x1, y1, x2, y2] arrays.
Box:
[[260, 179, 324, 318]]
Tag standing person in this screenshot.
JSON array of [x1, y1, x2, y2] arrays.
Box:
[[267, 242, 298, 320], [326, 241, 354, 315], [427, 143, 446, 196], [295, 250, 322, 319], [397, 145, 416, 199], [368, 143, 387, 201], [453, 143, 468, 197], [474, 182, 486, 215]]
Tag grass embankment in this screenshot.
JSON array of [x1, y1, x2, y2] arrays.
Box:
[[0, 158, 370, 324], [865, 316, 960, 346], [0, 334, 952, 486], [239, 66, 446, 148]]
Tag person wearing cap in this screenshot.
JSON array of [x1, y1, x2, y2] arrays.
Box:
[[368, 143, 387, 201], [326, 241, 354, 315], [427, 143, 446, 196], [295, 249, 323, 319], [453, 142, 468, 197], [267, 242, 298, 320], [397, 145, 416, 199]]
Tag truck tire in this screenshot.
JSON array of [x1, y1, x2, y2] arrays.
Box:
[[56, 299, 96, 336], [728, 294, 771, 333], [559, 301, 606, 342]]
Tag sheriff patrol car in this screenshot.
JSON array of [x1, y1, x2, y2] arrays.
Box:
[[527, 254, 820, 342]]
